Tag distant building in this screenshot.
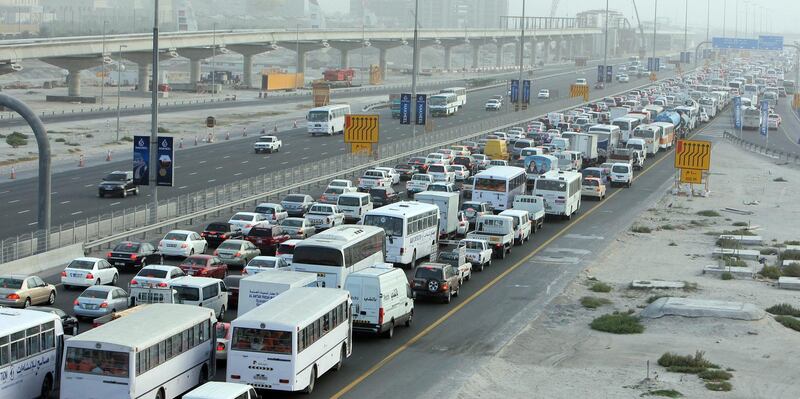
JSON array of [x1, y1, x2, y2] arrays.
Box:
[[351, 0, 507, 29], [0, 0, 49, 34]]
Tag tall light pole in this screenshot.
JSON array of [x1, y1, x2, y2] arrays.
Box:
[[410, 0, 419, 139], [116, 44, 127, 142], [602, 0, 609, 84], [723, 0, 727, 37], [734, 0, 739, 39], [706, 0, 710, 42], [101, 20, 107, 105], [652, 0, 657, 64], [150, 0, 160, 223], [211, 22, 216, 95], [517, 0, 526, 112], [683, 0, 688, 52], [743, 2, 748, 37]]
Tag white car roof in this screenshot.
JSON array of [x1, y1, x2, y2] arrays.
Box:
[[166, 229, 196, 235], [138, 265, 181, 272], [72, 257, 102, 263]]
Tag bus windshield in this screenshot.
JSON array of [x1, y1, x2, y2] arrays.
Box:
[[363, 215, 403, 237], [308, 111, 330, 122], [429, 96, 450, 106]]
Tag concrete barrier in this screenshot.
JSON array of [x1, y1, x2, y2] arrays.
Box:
[[712, 248, 760, 260], [718, 234, 763, 245], [0, 242, 84, 276], [778, 277, 800, 290]]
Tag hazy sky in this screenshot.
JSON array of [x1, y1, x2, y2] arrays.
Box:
[[324, 0, 798, 35]]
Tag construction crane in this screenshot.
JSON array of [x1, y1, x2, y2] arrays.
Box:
[[631, 0, 648, 60], [550, 0, 559, 17]]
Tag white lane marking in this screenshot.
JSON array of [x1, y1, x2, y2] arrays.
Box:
[[339, 147, 345, 151], [234, 172, 243, 176], [17, 209, 30, 214], [284, 151, 292, 154], [303, 147, 310, 151], [208, 179, 216, 183], [71, 211, 83, 216], [281, 161, 289, 165], [301, 157, 309, 160], [174, 166, 181, 169], [215, 166, 223, 170], [8, 199, 19, 204], [51, 192, 57, 195], [59, 200, 70, 205], [27, 222, 37, 226], [0, 190, 9, 194], [322, 143, 328, 146], [72, 177, 80, 180], [178, 186, 188, 189], [189, 172, 198, 176], [259, 166, 266, 170], [110, 202, 120, 206], [241, 161, 249, 164], [223, 155, 231, 159], [84, 184, 93, 187], [199, 160, 207, 164], [321, 152, 328, 156]]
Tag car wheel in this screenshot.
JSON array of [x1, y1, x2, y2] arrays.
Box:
[[383, 322, 394, 339], [190, 248, 195, 256], [304, 367, 317, 394], [444, 289, 451, 304], [47, 291, 56, 305], [499, 247, 506, 259], [111, 274, 118, 286], [134, 187, 139, 195], [39, 374, 53, 399], [23, 297, 31, 308], [405, 310, 413, 327], [95, 279, 101, 286], [453, 286, 460, 297], [335, 345, 346, 371], [122, 189, 127, 198]]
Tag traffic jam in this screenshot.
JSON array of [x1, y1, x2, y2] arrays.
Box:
[[3, 54, 794, 399]]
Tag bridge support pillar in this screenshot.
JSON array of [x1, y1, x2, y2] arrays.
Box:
[[514, 41, 521, 66], [330, 41, 366, 70], [124, 51, 179, 93], [495, 43, 505, 67], [371, 40, 405, 80], [542, 39, 550, 64], [471, 42, 481, 69], [41, 56, 106, 97], [227, 44, 277, 89], [136, 63, 150, 93], [180, 47, 225, 91], [555, 39, 563, 63], [443, 45, 454, 71], [529, 39, 538, 67]]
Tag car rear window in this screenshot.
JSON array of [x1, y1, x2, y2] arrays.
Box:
[[113, 242, 140, 252], [282, 219, 303, 227], [338, 197, 361, 206], [67, 260, 95, 270], [164, 232, 188, 241], [247, 258, 277, 268], [248, 227, 275, 237], [277, 243, 295, 254], [230, 214, 254, 221], [136, 269, 168, 279], [0, 277, 23, 289], [414, 266, 444, 280], [80, 289, 108, 299], [181, 257, 208, 267], [284, 195, 306, 202], [428, 165, 445, 173], [218, 241, 242, 250], [173, 286, 200, 302], [223, 276, 242, 289], [206, 223, 229, 232], [612, 165, 630, 173], [255, 205, 276, 214], [583, 179, 598, 187]]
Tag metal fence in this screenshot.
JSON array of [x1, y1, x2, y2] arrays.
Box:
[[723, 131, 800, 164]]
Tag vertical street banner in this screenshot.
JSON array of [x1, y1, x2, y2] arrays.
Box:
[[510, 79, 519, 103], [399, 93, 411, 125], [522, 80, 531, 104], [732, 96, 742, 129], [156, 136, 174, 187], [647, 57, 653, 71], [760, 100, 769, 137], [132, 135, 150, 186], [415, 94, 427, 126], [655, 58, 660, 71], [597, 65, 604, 82], [605, 66, 613, 83]]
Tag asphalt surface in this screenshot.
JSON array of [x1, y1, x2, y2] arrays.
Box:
[[0, 61, 664, 240], [729, 98, 800, 154], [36, 71, 729, 399]]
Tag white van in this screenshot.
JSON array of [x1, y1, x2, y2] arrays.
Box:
[[169, 276, 229, 320], [498, 209, 532, 245], [183, 382, 260, 399], [338, 192, 373, 222], [345, 264, 414, 338], [511, 195, 545, 233], [610, 162, 633, 187]]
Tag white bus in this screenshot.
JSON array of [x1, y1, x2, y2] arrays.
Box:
[[0, 308, 63, 399], [611, 116, 642, 143], [226, 287, 351, 394], [291, 225, 385, 289], [532, 170, 582, 219], [60, 304, 216, 399], [362, 201, 439, 268], [306, 104, 351, 136], [429, 94, 459, 117], [631, 124, 660, 155], [472, 166, 527, 212], [439, 87, 467, 108]]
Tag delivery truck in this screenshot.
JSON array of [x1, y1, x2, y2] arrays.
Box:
[[238, 269, 317, 314], [561, 132, 599, 166], [415, 191, 460, 239], [261, 72, 304, 91]]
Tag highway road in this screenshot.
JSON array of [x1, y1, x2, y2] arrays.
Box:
[[36, 99, 733, 399], [730, 98, 800, 155], [0, 61, 669, 240]]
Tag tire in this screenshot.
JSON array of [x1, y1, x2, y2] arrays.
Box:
[[111, 274, 118, 286], [141, 259, 147, 268], [189, 249, 195, 256], [477, 262, 484, 272], [335, 345, 346, 371], [134, 187, 139, 196], [304, 367, 317, 394], [39, 374, 53, 399], [409, 250, 417, 269], [23, 297, 31, 308], [122, 189, 127, 198], [47, 291, 56, 305], [383, 322, 394, 339], [453, 286, 460, 297], [500, 247, 506, 259], [404, 310, 413, 327], [199, 365, 209, 385], [155, 389, 165, 399], [444, 289, 451, 304], [218, 306, 226, 321]]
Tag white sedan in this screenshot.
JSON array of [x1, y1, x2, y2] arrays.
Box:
[[768, 113, 782, 129], [159, 230, 208, 258], [537, 89, 550, 99], [228, 212, 268, 235], [451, 164, 470, 181], [129, 265, 186, 289], [485, 99, 502, 110], [618, 74, 630, 82], [61, 257, 119, 288]]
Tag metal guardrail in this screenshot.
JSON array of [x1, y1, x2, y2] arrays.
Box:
[[0, 70, 679, 263], [723, 131, 800, 164]]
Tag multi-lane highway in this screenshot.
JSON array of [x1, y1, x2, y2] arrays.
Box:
[[731, 98, 800, 154], [0, 60, 670, 240]]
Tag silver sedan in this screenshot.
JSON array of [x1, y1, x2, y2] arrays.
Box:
[[73, 286, 130, 320]]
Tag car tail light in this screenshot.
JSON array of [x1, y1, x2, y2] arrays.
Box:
[[378, 307, 385, 325], [235, 252, 241, 257], [106, 252, 112, 258], [157, 282, 168, 287], [158, 241, 163, 247], [181, 243, 188, 248], [214, 250, 219, 256], [245, 224, 252, 228], [230, 375, 240, 380], [85, 273, 94, 280], [280, 379, 289, 384], [272, 214, 277, 220], [200, 232, 207, 237], [60, 271, 67, 277], [6, 293, 19, 300], [100, 302, 108, 308], [73, 299, 79, 306], [441, 283, 449, 292], [130, 254, 138, 260], [217, 342, 226, 351], [130, 279, 138, 286]]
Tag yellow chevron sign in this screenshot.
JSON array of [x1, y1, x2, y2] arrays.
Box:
[[344, 114, 379, 144], [675, 139, 711, 170]]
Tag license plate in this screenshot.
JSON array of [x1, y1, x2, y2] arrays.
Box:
[[309, 220, 322, 225], [70, 273, 81, 278], [167, 244, 177, 247], [115, 262, 125, 266], [85, 304, 97, 310]]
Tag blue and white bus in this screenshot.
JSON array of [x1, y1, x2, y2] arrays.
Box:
[[429, 94, 459, 117], [0, 308, 64, 399]]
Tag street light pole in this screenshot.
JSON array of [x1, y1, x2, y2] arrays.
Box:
[[116, 44, 127, 142], [211, 22, 216, 95], [150, 0, 159, 223], [517, 0, 525, 112], [723, 0, 727, 37], [706, 0, 710, 42], [101, 20, 107, 105], [411, 0, 419, 139], [734, 0, 739, 39], [684, 0, 688, 53], [652, 0, 657, 63], [602, 0, 608, 83]]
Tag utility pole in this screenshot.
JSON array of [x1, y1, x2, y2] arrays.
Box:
[[652, 0, 657, 63], [734, 0, 739, 39], [211, 23, 216, 95], [723, 0, 727, 37], [411, 0, 419, 139], [150, 0, 159, 224], [101, 20, 107, 105], [706, 0, 710, 42], [517, 0, 526, 112], [603, 0, 609, 84], [116, 44, 127, 142], [684, 0, 688, 53]]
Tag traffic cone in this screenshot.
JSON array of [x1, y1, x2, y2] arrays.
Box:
[[78, 155, 85, 167], [179, 138, 184, 149], [293, 120, 298, 128], [106, 150, 112, 162], [242, 128, 247, 137], [225, 131, 230, 140], [194, 136, 199, 146], [273, 124, 278, 133], [9, 166, 15, 180]]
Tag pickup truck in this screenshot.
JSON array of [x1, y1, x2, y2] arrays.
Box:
[[406, 173, 434, 196], [434, 246, 472, 284], [608, 147, 643, 170], [511, 195, 545, 233], [459, 238, 492, 271], [304, 203, 344, 231], [253, 135, 282, 153], [466, 215, 515, 259], [358, 169, 392, 191]]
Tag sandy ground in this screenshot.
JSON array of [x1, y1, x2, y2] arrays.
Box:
[[455, 140, 800, 399]]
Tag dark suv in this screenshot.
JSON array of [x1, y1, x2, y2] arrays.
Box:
[[201, 222, 243, 247], [98, 171, 138, 198], [369, 186, 399, 207], [245, 224, 290, 255], [411, 263, 460, 303]]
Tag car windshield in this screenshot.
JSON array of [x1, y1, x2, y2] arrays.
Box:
[[0, 277, 23, 289], [282, 219, 303, 227], [612, 165, 630, 173], [230, 214, 254, 221], [104, 173, 127, 181], [205, 223, 230, 231], [136, 269, 168, 279], [164, 232, 188, 241], [308, 111, 330, 122], [325, 187, 344, 194], [283, 195, 306, 203], [80, 289, 108, 299], [414, 266, 444, 280], [248, 258, 277, 268], [67, 260, 95, 270], [181, 257, 208, 267], [113, 242, 140, 252], [363, 215, 403, 236]]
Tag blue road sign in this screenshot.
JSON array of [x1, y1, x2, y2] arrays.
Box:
[[647, 57, 653, 71], [655, 57, 661, 70], [415, 94, 427, 125], [400, 93, 411, 125], [712, 37, 734, 49], [733, 96, 742, 129], [522, 80, 531, 104], [510, 79, 519, 103], [606, 65, 613, 83], [597, 65, 604, 82], [132, 136, 149, 186], [734, 38, 759, 49], [760, 100, 769, 137], [156, 136, 174, 187], [758, 35, 784, 51]]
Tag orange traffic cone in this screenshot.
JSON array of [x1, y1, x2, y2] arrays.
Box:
[[9, 166, 15, 180], [78, 155, 85, 167], [106, 150, 112, 162]]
